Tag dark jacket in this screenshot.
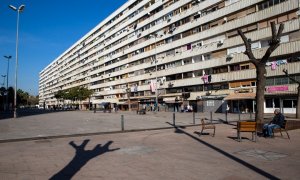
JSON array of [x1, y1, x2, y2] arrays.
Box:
[[272, 113, 285, 127]]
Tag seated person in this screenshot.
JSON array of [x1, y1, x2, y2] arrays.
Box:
[[263, 109, 285, 137]]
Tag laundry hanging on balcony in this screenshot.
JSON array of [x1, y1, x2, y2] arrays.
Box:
[[201, 75, 211, 84], [150, 80, 157, 93]]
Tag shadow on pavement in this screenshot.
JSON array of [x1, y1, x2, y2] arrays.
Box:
[[49, 140, 119, 180], [168, 123, 280, 180]]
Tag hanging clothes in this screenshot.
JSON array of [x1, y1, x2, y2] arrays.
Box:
[[271, 61, 277, 70], [150, 80, 156, 93], [201, 75, 208, 84]]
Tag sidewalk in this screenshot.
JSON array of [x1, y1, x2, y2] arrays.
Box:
[[0, 124, 299, 179], [0, 110, 299, 142]]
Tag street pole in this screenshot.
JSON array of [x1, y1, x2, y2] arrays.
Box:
[[155, 35, 158, 112], [4, 56, 11, 111], [9, 4, 25, 118]]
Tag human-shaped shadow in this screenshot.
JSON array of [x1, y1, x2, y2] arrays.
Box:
[[50, 140, 119, 180]]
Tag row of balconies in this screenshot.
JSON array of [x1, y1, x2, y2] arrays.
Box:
[[88, 18, 298, 85], [40, 0, 296, 88], [40, 37, 300, 98], [88, 0, 298, 78], [93, 61, 300, 97], [39, 0, 298, 97], [89, 33, 300, 90]]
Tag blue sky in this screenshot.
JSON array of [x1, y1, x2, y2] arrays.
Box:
[[0, 0, 127, 95]]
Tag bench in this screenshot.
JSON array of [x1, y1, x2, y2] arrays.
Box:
[[272, 120, 290, 139], [137, 109, 146, 115], [200, 119, 216, 137], [237, 121, 257, 142]]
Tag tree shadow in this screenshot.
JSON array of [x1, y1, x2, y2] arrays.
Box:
[[49, 139, 119, 180], [169, 125, 280, 180]]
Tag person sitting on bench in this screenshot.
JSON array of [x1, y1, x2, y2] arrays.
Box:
[[263, 109, 285, 137]]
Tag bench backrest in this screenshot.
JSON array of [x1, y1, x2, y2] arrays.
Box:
[[281, 120, 288, 129], [238, 121, 256, 132]]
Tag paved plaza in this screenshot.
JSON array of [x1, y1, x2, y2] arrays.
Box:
[[0, 110, 258, 141], [0, 111, 299, 179]]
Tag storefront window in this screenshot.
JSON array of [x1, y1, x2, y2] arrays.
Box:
[[266, 98, 280, 108], [274, 98, 280, 108], [266, 98, 273, 108], [283, 100, 293, 108]]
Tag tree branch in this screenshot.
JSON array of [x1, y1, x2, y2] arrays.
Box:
[[261, 22, 284, 63], [283, 69, 300, 84], [237, 29, 258, 66]]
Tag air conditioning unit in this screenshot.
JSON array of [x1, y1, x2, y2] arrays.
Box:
[[226, 54, 233, 61], [167, 16, 172, 22], [217, 40, 224, 47], [223, 17, 228, 23], [196, 96, 202, 100]]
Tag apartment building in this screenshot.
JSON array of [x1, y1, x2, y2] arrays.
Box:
[[39, 0, 300, 114]]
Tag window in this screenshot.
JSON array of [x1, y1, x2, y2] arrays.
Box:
[[207, 100, 215, 107], [283, 100, 293, 108]]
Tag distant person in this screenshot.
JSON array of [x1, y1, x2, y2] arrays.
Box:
[[263, 109, 285, 137], [226, 104, 230, 113]]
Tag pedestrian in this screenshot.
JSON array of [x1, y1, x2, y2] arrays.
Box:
[[263, 109, 285, 137]]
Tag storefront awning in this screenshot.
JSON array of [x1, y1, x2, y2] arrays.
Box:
[[224, 93, 256, 100]]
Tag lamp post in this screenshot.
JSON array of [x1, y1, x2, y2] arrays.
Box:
[[4, 55, 12, 111], [1, 75, 6, 87], [9, 4, 25, 118]]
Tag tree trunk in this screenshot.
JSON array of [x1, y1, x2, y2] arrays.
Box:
[[255, 65, 267, 123], [297, 85, 300, 119]]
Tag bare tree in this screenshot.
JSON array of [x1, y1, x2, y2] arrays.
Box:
[[283, 69, 300, 119], [238, 22, 284, 123]]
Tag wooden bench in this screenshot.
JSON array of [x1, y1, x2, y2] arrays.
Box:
[[237, 121, 257, 142], [137, 109, 146, 115], [200, 119, 216, 137], [272, 120, 290, 139]]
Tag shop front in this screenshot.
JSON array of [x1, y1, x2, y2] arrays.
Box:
[[224, 92, 256, 113]]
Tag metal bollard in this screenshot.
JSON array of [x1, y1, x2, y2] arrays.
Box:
[[121, 115, 124, 131], [225, 111, 228, 123], [210, 111, 213, 123], [93, 105, 96, 113], [173, 112, 176, 126], [193, 112, 195, 125]]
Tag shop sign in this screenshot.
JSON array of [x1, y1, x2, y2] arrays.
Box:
[[266, 86, 288, 93]]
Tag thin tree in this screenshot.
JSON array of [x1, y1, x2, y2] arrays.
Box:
[[238, 22, 284, 123], [283, 69, 300, 119]]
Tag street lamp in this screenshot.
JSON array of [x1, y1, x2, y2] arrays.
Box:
[[4, 55, 12, 111], [9, 4, 25, 118], [1, 75, 6, 87]]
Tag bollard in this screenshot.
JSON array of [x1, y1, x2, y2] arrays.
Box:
[[93, 105, 96, 113], [210, 111, 213, 123], [193, 112, 195, 125], [173, 112, 176, 126], [225, 111, 228, 123], [121, 115, 124, 131]]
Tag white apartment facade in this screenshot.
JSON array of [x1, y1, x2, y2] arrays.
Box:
[[39, 0, 300, 113]]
